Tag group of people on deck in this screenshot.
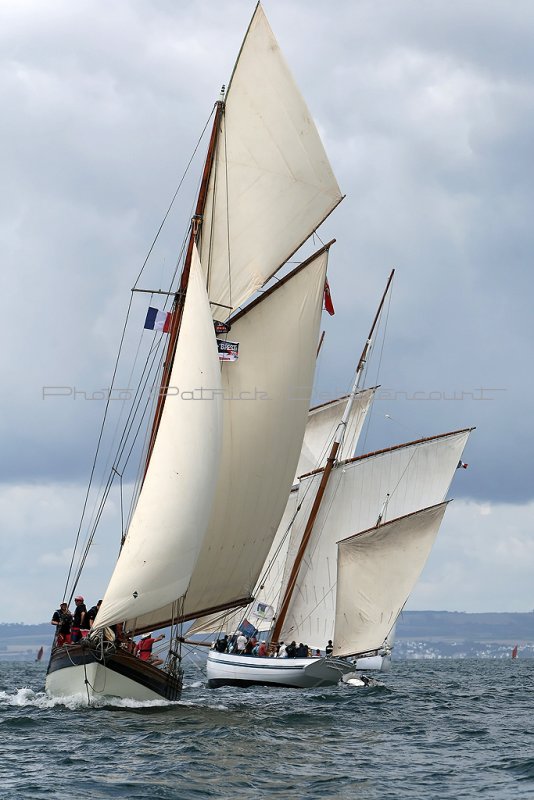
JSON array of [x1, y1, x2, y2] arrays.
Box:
[[213, 633, 334, 658], [51, 598, 166, 667], [51, 597, 101, 645]]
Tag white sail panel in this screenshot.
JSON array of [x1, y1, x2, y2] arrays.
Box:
[[279, 429, 471, 649], [94, 247, 223, 631], [296, 389, 375, 478], [187, 488, 299, 638], [200, 4, 342, 316], [190, 389, 375, 636], [334, 503, 448, 657], [127, 248, 329, 633]]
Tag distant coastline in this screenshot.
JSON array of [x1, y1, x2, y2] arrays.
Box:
[[2, 611, 533, 662]]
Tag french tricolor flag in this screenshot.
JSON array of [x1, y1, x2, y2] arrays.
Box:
[[144, 307, 172, 333]]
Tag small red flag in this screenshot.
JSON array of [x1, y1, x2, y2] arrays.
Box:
[[323, 278, 335, 316]]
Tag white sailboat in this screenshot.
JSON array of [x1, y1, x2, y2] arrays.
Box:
[[45, 3, 344, 702], [191, 277, 473, 688]]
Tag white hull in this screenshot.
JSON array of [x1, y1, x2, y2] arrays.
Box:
[[207, 651, 354, 689], [353, 653, 392, 672], [45, 662, 164, 702]]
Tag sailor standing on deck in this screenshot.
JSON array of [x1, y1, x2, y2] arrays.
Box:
[[71, 596, 87, 643]]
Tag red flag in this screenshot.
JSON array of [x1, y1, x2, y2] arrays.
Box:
[[323, 278, 335, 316]]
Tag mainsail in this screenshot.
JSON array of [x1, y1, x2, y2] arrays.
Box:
[[334, 502, 449, 657], [200, 3, 342, 316]]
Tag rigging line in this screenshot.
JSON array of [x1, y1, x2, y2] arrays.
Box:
[[62, 290, 135, 604], [81, 217, 189, 547], [72, 330, 165, 577], [131, 105, 216, 290], [69, 338, 167, 592], [71, 388, 150, 592], [83, 329, 166, 542], [313, 229, 326, 247]]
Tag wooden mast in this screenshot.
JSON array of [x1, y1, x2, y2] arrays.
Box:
[[145, 99, 225, 469], [271, 269, 395, 644]]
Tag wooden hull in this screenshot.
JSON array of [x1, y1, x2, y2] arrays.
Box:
[[207, 651, 354, 689], [46, 642, 182, 703]]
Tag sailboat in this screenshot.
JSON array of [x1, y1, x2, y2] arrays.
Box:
[[35, 646, 44, 663], [45, 3, 344, 702], [188, 277, 473, 688]]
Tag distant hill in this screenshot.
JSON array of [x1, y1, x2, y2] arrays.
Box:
[[1, 612, 533, 661]]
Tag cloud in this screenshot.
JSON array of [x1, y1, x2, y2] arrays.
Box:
[[0, 0, 532, 618], [407, 499, 534, 612], [0, 481, 121, 622]]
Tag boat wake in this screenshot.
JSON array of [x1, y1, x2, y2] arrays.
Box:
[[0, 687, 179, 710]]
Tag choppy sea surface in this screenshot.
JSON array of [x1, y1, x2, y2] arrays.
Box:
[[1, 658, 532, 799]]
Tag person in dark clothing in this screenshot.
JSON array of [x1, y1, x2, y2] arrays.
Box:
[[325, 640, 334, 657], [71, 596, 87, 643], [295, 643, 308, 658], [286, 641, 297, 658], [86, 600, 102, 628], [215, 635, 228, 653], [51, 602, 73, 646]]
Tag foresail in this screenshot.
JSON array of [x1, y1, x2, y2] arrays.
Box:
[[333, 503, 449, 657], [200, 3, 342, 316], [94, 247, 223, 631], [296, 389, 375, 478], [279, 429, 472, 649], [126, 247, 329, 633]]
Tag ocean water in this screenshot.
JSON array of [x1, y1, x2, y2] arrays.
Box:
[[0, 658, 532, 799]]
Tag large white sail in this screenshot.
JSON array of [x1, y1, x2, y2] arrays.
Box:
[[188, 387, 375, 638], [334, 503, 449, 657], [125, 247, 329, 633], [279, 429, 472, 649], [200, 3, 342, 316], [94, 247, 223, 631]]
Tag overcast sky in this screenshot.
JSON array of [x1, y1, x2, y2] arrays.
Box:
[[1, 0, 532, 623]]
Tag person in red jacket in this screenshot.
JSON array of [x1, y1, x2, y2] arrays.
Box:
[[135, 632, 165, 666]]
